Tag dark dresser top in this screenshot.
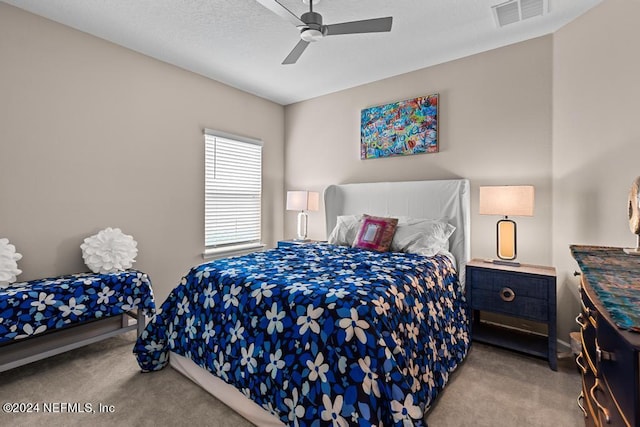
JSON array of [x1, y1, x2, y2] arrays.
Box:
[[571, 245, 640, 333]]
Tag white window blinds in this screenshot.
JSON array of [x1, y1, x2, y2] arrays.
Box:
[[205, 130, 263, 248]]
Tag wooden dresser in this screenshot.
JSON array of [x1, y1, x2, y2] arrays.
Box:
[[571, 246, 640, 427]]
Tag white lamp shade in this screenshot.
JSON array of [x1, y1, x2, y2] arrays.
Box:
[[286, 191, 319, 211], [479, 186, 535, 217]]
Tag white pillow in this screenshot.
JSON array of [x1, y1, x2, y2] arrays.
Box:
[[0, 238, 22, 288], [327, 215, 362, 246], [390, 218, 455, 256], [81, 227, 138, 274]]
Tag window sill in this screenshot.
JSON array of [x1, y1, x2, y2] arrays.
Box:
[[202, 243, 266, 260]]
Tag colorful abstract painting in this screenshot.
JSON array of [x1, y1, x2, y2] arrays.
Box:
[[360, 94, 438, 159]]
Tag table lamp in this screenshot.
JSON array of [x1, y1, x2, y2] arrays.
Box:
[[286, 190, 319, 241], [479, 185, 534, 266]]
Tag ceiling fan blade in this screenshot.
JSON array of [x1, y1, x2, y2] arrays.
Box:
[[255, 0, 305, 27], [282, 39, 310, 65], [325, 16, 393, 36]]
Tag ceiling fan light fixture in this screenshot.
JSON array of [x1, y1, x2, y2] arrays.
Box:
[[256, 0, 393, 64], [300, 28, 323, 42]]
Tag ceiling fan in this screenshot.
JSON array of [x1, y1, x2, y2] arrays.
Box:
[[256, 0, 393, 65]]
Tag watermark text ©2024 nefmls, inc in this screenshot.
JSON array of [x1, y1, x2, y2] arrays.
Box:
[[3, 401, 115, 414]]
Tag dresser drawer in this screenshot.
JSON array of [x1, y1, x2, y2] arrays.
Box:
[[470, 269, 549, 321], [580, 328, 598, 375], [579, 288, 599, 375], [590, 378, 627, 427], [597, 316, 639, 426], [580, 367, 599, 426], [580, 283, 598, 328]]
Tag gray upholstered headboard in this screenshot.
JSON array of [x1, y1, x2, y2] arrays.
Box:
[[323, 179, 471, 286]]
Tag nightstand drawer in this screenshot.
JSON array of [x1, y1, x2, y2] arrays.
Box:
[[470, 269, 550, 321], [471, 269, 549, 299], [472, 286, 548, 321]]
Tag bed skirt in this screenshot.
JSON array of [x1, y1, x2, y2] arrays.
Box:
[[169, 351, 284, 427]]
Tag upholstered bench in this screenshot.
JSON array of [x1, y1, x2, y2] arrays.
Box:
[[0, 269, 155, 372]]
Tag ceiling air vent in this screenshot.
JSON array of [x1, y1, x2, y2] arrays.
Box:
[[492, 0, 548, 28]]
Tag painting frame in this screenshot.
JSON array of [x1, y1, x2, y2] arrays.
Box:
[[360, 94, 439, 160]]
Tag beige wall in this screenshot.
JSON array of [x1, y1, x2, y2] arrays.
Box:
[[552, 0, 640, 338], [0, 3, 285, 302], [284, 0, 640, 345], [285, 36, 554, 266]]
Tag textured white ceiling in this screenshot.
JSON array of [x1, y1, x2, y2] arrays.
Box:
[[2, 0, 601, 105]]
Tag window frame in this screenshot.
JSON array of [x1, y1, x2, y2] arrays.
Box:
[[202, 128, 264, 259]]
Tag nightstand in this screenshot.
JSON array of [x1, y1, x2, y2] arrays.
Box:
[[277, 240, 325, 248], [466, 259, 557, 370]]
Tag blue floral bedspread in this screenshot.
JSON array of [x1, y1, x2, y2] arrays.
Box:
[[134, 244, 469, 426], [0, 270, 155, 344]]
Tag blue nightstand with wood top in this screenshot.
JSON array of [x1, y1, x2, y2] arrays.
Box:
[[466, 259, 557, 370]]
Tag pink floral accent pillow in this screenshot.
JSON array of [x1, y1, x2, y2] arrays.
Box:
[[352, 215, 398, 252]]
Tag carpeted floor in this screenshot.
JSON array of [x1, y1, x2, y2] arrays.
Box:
[[0, 332, 583, 426]]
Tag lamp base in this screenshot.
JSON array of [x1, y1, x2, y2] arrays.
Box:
[[296, 211, 309, 241], [496, 218, 517, 261], [491, 259, 521, 267]]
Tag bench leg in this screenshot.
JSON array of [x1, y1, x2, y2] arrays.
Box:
[[136, 310, 146, 336]]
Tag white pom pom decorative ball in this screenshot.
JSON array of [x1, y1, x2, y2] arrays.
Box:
[[0, 238, 23, 288], [81, 227, 138, 274]]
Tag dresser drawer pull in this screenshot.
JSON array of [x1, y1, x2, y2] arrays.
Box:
[[499, 287, 516, 302], [590, 380, 611, 424], [595, 340, 616, 363], [576, 313, 587, 330], [577, 391, 587, 418], [575, 352, 587, 374], [579, 297, 593, 318]]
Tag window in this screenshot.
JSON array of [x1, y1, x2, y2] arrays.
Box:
[[204, 129, 263, 252]]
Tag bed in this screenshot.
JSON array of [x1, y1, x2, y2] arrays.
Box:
[[0, 269, 155, 372], [134, 179, 470, 426]]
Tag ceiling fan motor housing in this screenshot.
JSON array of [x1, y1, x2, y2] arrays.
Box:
[[300, 11, 324, 41]]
